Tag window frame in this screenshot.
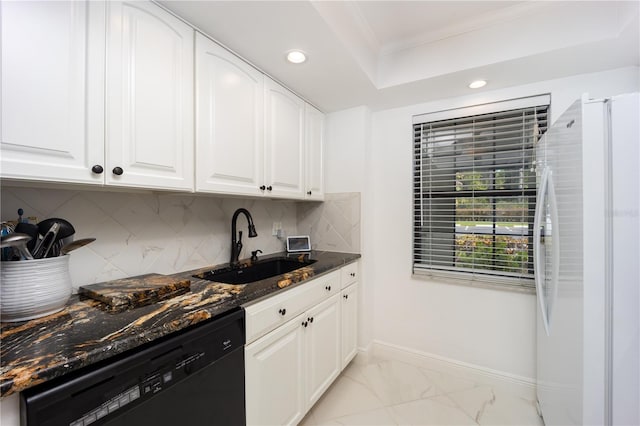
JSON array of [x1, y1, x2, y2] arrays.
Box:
[[412, 94, 551, 291]]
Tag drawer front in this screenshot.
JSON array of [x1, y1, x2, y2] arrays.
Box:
[[341, 261, 359, 289], [245, 270, 340, 344]]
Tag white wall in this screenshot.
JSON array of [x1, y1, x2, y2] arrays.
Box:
[[329, 66, 639, 380], [325, 106, 369, 193], [325, 106, 374, 349]]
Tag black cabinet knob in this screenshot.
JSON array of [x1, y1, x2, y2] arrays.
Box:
[[266, 186, 273, 191], [325, 285, 331, 291], [307, 191, 312, 195], [302, 321, 308, 328], [91, 165, 104, 174], [112, 166, 124, 176], [344, 294, 349, 300], [278, 308, 286, 316], [259, 185, 266, 190], [350, 272, 356, 277], [308, 317, 314, 323]]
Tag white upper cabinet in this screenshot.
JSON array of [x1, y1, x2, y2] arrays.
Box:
[[195, 33, 264, 196], [304, 104, 325, 200], [105, 1, 194, 190], [1, 1, 105, 184], [264, 77, 305, 199], [1, 2, 322, 199]]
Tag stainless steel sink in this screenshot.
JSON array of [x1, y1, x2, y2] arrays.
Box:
[[195, 258, 317, 284]]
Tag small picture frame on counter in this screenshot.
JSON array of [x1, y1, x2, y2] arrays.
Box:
[[286, 236, 311, 253]]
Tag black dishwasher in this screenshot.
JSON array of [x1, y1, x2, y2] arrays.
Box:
[[21, 308, 246, 426]]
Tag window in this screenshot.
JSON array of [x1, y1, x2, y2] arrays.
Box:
[[413, 95, 549, 289]]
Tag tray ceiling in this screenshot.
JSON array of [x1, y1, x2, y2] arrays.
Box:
[[160, 1, 639, 112]]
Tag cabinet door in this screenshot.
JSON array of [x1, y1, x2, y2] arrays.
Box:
[[1, 1, 105, 184], [341, 282, 359, 369], [305, 294, 341, 408], [304, 104, 325, 200], [195, 33, 264, 196], [245, 314, 306, 426], [341, 261, 359, 289], [106, 1, 194, 190], [264, 78, 305, 199]]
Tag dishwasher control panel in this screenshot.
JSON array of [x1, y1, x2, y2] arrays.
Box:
[[69, 385, 141, 426]]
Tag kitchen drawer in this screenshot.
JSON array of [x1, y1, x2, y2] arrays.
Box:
[[245, 270, 340, 344], [341, 261, 359, 289]]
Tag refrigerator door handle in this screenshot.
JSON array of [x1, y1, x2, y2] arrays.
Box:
[[534, 167, 559, 336]]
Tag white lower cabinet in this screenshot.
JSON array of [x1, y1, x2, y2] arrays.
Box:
[[245, 312, 306, 426], [245, 294, 340, 426], [341, 282, 359, 369], [304, 294, 341, 408], [245, 263, 359, 425]]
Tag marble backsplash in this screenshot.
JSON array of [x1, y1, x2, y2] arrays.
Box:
[[1, 187, 296, 289], [298, 192, 361, 253], [1, 187, 360, 290]]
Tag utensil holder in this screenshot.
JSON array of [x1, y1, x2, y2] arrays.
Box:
[[1, 255, 72, 322]]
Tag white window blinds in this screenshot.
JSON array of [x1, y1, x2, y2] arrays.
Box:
[[413, 96, 550, 288]]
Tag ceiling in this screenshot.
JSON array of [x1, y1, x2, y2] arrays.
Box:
[[159, 1, 640, 112]]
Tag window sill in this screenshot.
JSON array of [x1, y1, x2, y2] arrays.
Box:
[[412, 270, 536, 295]]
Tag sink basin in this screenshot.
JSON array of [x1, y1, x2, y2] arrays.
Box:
[[195, 258, 317, 284]]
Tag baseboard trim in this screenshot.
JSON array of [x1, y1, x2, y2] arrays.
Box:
[[370, 340, 536, 394], [353, 342, 374, 365]]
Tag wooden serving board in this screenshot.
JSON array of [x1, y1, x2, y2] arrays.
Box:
[[78, 274, 191, 311]]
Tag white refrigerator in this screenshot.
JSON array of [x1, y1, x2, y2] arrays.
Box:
[[535, 93, 639, 426]]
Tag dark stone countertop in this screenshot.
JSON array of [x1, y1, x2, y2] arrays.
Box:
[[0, 250, 360, 398]]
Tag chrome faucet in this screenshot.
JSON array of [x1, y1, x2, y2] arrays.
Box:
[[230, 208, 258, 267]]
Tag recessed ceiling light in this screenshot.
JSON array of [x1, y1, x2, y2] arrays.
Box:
[[469, 80, 487, 89], [286, 50, 307, 64]]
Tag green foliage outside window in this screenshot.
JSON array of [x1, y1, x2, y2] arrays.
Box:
[[455, 234, 529, 273], [454, 170, 530, 273]]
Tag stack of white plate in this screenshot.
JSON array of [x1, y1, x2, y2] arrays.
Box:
[[1, 255, 72, 322]]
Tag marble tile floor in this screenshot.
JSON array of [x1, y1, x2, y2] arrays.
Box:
[[299, 356, 544, 426]]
